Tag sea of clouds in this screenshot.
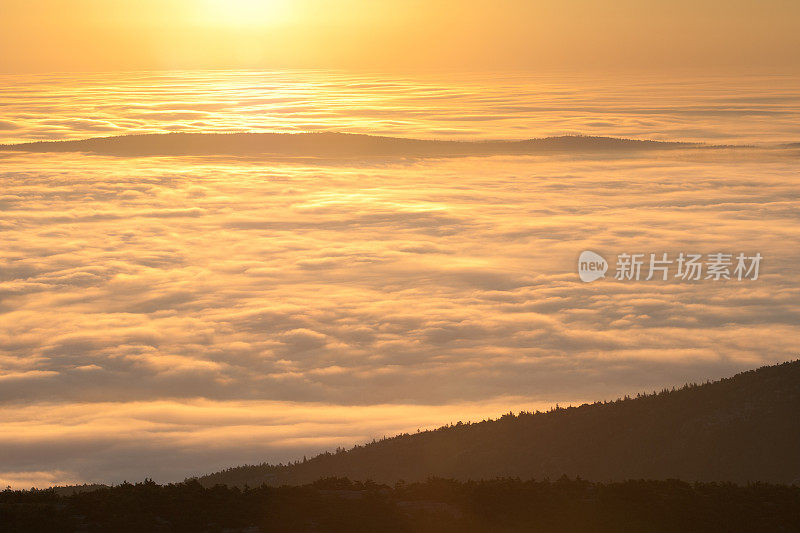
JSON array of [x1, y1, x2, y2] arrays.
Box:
[[1, 147, 798, 486], [1, 70, 799, 486]]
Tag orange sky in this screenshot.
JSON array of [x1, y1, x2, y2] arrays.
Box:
[[1, 0, 799, 73]]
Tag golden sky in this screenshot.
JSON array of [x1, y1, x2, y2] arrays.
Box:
[[2, 0, 799, 73]]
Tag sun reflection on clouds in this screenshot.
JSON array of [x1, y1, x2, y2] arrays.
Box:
[[2, 72, 800, 145]]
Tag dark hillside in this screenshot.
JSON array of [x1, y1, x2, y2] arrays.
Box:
[[199, 360, 800, 487]]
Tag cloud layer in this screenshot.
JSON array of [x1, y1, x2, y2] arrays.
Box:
[[1, 71, 800, 145], [1, 71, 799, 487], [1, 146, 798, 486]]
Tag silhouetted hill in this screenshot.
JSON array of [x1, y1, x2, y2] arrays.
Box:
[[198, 360, 800, 487], [0, 132, 696, 159], [5, 477, 800, 532]]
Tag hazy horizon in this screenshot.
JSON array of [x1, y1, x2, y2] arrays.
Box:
[[3, 71, 800, 146]]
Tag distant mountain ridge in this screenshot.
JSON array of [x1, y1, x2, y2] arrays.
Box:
[[0, 132, 698, 158], [198, 360, 800, 487]]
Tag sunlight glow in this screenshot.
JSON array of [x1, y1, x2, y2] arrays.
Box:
[[199, 0, 291, 27]]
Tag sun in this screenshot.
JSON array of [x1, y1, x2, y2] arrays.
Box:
[[199, 0, 291, 28]]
